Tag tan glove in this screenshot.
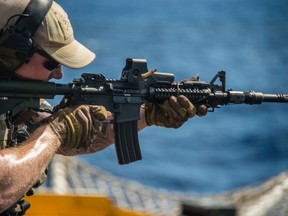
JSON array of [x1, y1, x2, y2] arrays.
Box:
[[45, 105, 108, 154], [145, 95, 207, 128]]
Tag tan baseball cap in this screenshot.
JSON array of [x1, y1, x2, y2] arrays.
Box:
[[34, 1, 96, 68], [0, 0, 95, 69]]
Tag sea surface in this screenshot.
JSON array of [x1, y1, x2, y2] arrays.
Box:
[[52, 0, 288, 194]]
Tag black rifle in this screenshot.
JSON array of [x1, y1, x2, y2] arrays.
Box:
[[0, 58, 287, 164]]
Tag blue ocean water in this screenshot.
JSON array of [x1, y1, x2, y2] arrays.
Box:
[[54, 0, 288, 194]]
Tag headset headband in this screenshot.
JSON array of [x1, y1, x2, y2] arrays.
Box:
[[15, 0, 53, 37], [0, 0, 53, 74]]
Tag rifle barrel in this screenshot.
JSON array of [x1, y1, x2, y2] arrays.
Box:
[[244, 91, 288, 104], [262, 93, 288, 103]]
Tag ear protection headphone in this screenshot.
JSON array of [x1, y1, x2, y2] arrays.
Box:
[[0, 0, 53, 73]]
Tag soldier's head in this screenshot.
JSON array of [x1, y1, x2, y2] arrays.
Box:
[[0, 0, 95, 80]]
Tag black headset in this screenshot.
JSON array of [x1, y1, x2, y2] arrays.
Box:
[[0, 0, 53, 73]]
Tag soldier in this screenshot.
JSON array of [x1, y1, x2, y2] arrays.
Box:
[[0, 0, 203, 215]]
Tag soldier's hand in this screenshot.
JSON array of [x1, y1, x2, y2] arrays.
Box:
[[45, 105, 108, 154], [144, 95, 207, 128]]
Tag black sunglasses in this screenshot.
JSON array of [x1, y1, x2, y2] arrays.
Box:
[[35, 49, 61, 71]]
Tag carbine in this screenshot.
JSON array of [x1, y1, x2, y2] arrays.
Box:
[[0, 58, 287, 164]]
